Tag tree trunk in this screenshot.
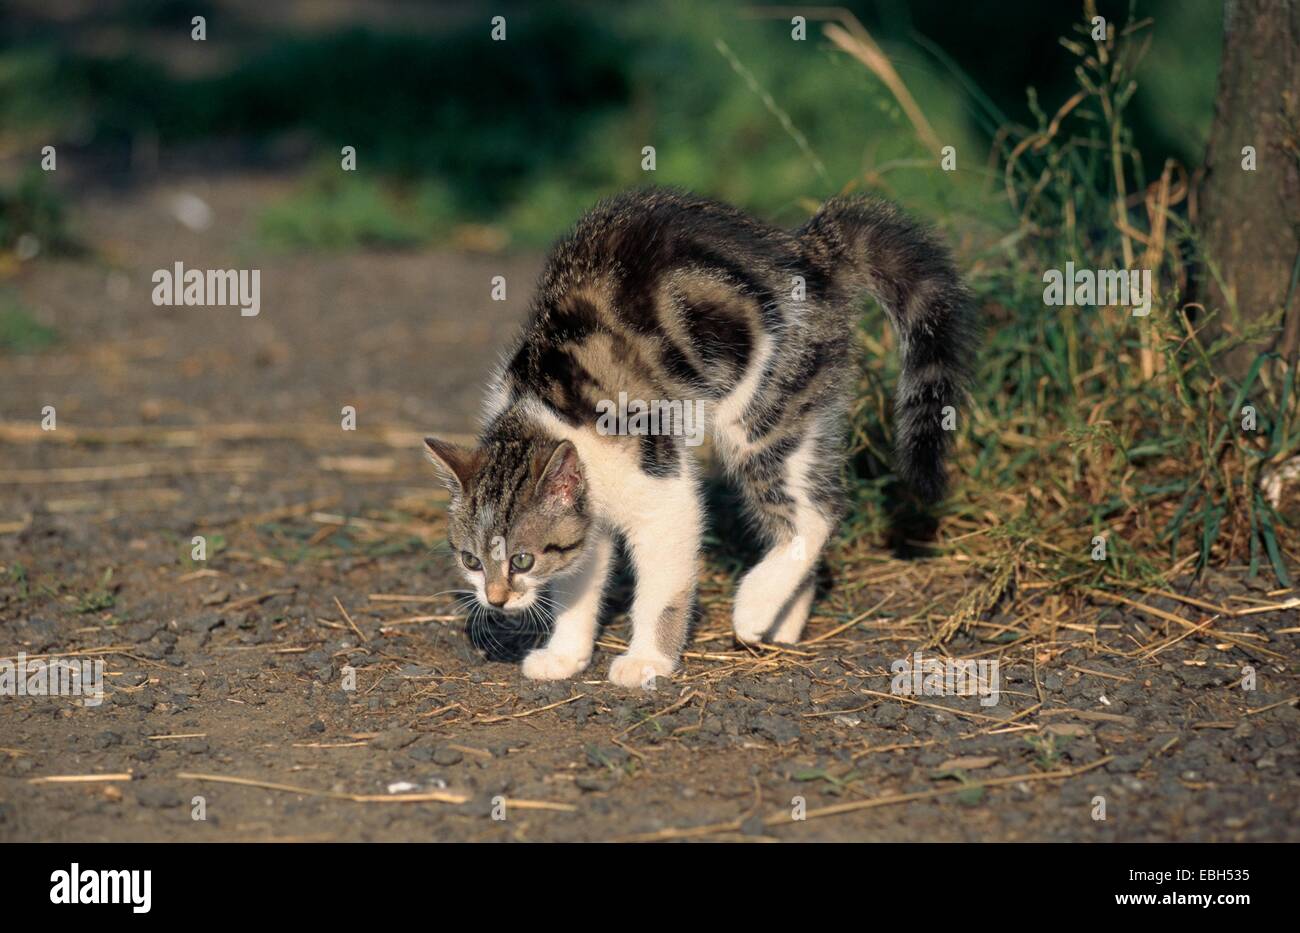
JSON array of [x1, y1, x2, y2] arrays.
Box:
[[1196, 0, 1300, 379]]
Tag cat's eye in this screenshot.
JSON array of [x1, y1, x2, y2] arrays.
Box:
[[460, 551, 482, 571], [510, 553, 535, 573]]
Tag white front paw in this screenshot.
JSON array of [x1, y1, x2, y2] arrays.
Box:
[[521, 647, 590, 681], [607, 652, 676, 689]]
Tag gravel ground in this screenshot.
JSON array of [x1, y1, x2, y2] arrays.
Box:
[[1, 173, 1297, 842]]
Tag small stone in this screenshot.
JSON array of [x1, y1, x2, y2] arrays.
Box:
[[1107, 753, 1145, 774], [135, 785, 183, 808], [585, 745, 629, 770], [575, 774, 615, 792], [752, 714, 800, 745], [432, 747, 463, 766], [874, 704, 905, 726], [370, 728, 417, 751], [123, 620, 164, 642], [200, 588, 229, 606], [903, 711, 929, 732]]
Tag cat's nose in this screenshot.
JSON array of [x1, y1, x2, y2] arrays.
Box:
[[485, 583, 509, 607]]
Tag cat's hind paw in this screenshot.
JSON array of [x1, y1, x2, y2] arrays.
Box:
[[732, 596, 774, 644]]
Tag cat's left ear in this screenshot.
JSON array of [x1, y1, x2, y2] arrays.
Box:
[[535, 440, 585, 508]]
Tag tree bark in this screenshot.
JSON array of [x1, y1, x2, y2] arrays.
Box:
[[1196, 0, 1300, 379]]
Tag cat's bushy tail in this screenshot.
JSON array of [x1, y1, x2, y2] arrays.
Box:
[[796, 196, 977, 503]]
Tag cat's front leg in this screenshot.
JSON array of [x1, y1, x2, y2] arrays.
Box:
[[521, 529, 615, 680], [607, 476, 701, 688]]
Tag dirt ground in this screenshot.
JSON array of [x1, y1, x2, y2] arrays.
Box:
[[2, 173, 1298, 842]]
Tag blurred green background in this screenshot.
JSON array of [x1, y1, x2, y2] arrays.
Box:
[[7, 2, 1294, 584], [0, 0, 1222, 251]]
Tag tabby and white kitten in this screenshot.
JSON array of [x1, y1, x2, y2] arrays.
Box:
[[425, 189, 974, 687]]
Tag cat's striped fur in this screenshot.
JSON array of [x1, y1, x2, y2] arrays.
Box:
[[425, 188, 975, 687]]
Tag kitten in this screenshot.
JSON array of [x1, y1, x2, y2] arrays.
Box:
[[425, 188, 975, 687]]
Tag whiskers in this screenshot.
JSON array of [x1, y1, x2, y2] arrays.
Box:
[[517, 589, 559, 642], [453, 592, 509, 661], [455, 587, 555, 662]]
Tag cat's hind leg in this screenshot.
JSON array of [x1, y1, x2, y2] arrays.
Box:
[[731, 431, 844, 644]]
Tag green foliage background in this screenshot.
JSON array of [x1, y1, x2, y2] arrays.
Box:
[[4, 0, 1294, 587]]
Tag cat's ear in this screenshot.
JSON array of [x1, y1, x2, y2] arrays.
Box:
[[423, 436, 480, 495], [534, 440, 584, 508]]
